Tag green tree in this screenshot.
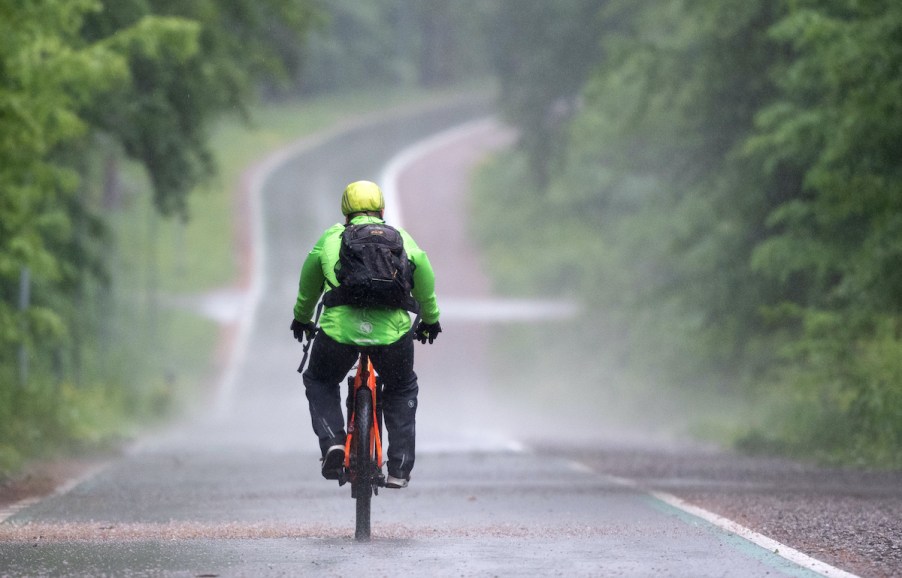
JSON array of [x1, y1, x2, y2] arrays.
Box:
[[1, 0, 319, 473], [81, 0, 318, 217], [477, 0, 902, 464], [749, 0, 902, 315], [0, 0, 129, 357], [742, 0, 902, 462]]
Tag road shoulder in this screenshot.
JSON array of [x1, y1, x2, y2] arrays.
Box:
[[555, 443, 902, 578]]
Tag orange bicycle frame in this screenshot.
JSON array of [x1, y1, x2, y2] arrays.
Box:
[[344, 356, 383, 469]]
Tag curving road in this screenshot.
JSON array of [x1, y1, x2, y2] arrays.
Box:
[[0, 99, 872, 577]]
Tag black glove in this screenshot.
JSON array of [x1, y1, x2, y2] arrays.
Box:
[[290, 319, 317, 343], [414, 321, 442, 344]]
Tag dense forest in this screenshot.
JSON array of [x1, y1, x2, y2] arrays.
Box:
[[2, 0, 900, 472], [478, 0, 902, 466]]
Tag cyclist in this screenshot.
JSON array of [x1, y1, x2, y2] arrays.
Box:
[[291, 180, 442, 489]]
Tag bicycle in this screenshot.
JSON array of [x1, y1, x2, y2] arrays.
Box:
[[341, 354, 384, 541]]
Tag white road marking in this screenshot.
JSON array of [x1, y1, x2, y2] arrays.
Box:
[[380, 117, 500, 229], [0, 463, 109, 524], [580, 463, 861, 578], [649, 490, 861, 578]]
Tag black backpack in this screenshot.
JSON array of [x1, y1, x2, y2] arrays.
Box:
[[323, 222, 417, 311]]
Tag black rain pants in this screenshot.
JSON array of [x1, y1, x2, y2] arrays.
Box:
[[302, 330, 418, 479]]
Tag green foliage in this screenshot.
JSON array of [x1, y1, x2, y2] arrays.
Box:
[[739, 312, 902, 467], [478, 0, 902, 466], [0, 0, 319, 478], [749, 0, 902, 312], [1, 0, 119, 355], [80, 0, 319, 218]]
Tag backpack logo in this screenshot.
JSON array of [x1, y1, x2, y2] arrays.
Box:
[[323, 223, 416, 311]]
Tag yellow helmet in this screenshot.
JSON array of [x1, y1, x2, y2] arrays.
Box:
[[341, 180, 385, 216]]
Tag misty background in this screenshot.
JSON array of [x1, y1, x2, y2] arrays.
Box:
[[2, 0, 900, 477]]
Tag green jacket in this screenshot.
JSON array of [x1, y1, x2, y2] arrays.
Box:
[[293, 215, 440, 346]]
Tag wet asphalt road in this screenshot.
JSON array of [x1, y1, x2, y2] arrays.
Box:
[[0, 99, 851, 577]]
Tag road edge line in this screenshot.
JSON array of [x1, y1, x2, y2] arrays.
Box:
[[649, 490, 860, 578], [378, 116, 539, 455], [0, 462, 109, 524], [380, 116, 499, 229], [591, 468, 859, 578]]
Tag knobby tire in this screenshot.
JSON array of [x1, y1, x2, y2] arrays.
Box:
[[353, 385, 374, 541]]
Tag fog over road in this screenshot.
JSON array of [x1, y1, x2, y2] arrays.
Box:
[[0, 100, 864, 577]]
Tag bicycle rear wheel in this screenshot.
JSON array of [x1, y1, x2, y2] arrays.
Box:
[[352, 385, 373, 541]]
